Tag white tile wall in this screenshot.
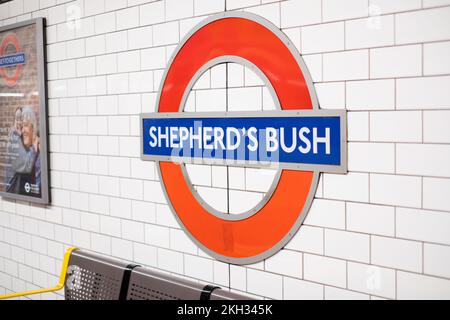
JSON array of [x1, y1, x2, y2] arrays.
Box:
[[303, 254, 346, 288], [245, 2, 280, 27], [184, 255, 213, 282], [1, 0, 450, 301], [424, 41, 450, 76], [283, 277, 323, 300], [304, 199, 345, 229], [423, 111, 450, 143], [371, 236, 422, 272], [397, 272, 450, 299], [370, 45, 422, 79], [165, 0, 193, 21], [346, 80, 395, 110], [247, 268, 282, 299], [286, 225, 323, 255], [323, 173, 369, 202], [194, 0, 225, 16], [325, 229, 370, 263], [423, 177, 450, 212], [229, 265, 246, 292], [424, 243, 450, 278], [347, 262, 395, 299], [157, 248, 183, 274], [348, 142, 395, 173], [346, 203, 395, 236], [369, 0, 421, 14], [347, 112, 369, 141], [370, 111, 422, 142], [323, 50, 369, 81], [397, 76, 450, 109], [370, 174, 421, 207], [323, 0, 368, 22], [265, 249, 302, 278], [396, 144, 450, 178], [280, 0, 321, 28], [324, 286, 369, 300], [395, 7, 450, 44], [301, 22, 344, 54], [396, 208, 450, 245], [315, 82, 345, 109], [345, 15, 394, 50]]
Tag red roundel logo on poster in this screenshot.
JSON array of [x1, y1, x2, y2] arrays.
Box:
[[0, 34, 25, 87], [147, 12, 344, 264]]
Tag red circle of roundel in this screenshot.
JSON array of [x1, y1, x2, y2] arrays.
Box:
[[0, 34, 23, 87], [157, 15, 317, 263]]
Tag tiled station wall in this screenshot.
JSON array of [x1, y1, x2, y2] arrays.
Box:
[[0, 0, 450, 300]]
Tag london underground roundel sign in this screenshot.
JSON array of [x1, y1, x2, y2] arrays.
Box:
[[141, 12, 347, 264], [0, 33, 25, 87]]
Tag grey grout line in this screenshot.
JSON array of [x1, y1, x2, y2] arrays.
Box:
[[394, 142, 397, 174], [422, 241, 425, 274], [393, 12, 396, 46], [394, 206, 397, 238], [421, 110, 425, 143], [322, 227, 325, 256], [344, 201, 347, 230], [421, 176, 424, 209], [301, 251, 304, 279], [394, 270, 398, 299], [345, 261, 348, 290], [422, 43, 425, 76]]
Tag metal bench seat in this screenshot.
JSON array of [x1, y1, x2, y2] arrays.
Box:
[[0, 247, 252, 300], [126, 266, 207, 300], [64, 250, 134, 300]]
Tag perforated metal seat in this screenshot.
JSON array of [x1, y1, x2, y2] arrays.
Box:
[[126, 267, 254, 300], [126, 267, 206, 300], [1, 247, 254, 301], [64, 250, 135, 300]]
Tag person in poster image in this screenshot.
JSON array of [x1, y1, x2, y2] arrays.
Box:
[[6, 106, 39, 195], [5, 107, 23, 186]]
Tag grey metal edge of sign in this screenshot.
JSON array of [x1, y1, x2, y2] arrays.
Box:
[[140, 109, 348, 174], [140, 11, 348, 265]]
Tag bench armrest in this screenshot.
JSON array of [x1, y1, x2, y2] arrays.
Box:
[[0, 247, 78, 300]]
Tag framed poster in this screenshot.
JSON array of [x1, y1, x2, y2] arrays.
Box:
[[0, 18, 49, 204]]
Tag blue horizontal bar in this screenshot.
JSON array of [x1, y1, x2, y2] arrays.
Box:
[[142, 116, 341, 166], [0, 53, 25, 68]]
